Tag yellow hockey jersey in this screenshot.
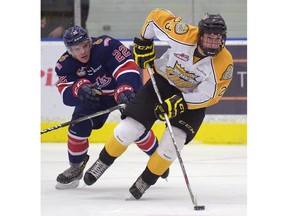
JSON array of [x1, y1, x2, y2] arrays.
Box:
[[141, 9, 234, 110]]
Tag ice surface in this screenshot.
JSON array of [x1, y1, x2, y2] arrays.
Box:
[[41, 143, 247, 216]]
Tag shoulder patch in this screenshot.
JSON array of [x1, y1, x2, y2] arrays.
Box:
[[174, 23, 189, 35], [59, 54, 69, 62], [221, 64, 233, 80], [94, 39, 103, 45]]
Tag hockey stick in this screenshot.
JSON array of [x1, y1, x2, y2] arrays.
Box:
[[41, 104, 126, 135], [146, 66, 204, 210]]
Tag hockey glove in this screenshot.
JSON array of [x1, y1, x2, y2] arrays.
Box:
[[154, 94, 187, 121], [114, 85, 135, 105], [72, 78, 102, 107], [133, 37, 155, 69]]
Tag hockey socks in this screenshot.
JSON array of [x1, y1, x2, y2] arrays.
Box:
[[67, 133, 89, 164], [105, 135, 128, 157], [135, 130, 158, 156], [148, 151, 173, 176]]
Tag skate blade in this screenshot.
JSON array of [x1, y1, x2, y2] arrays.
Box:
[[125, 193, 137, 201], [163, 177, 168, 182], [55, 180, 80, 190]]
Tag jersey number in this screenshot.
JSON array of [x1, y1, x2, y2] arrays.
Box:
[[112, 45, 131, 62], [218, 86, 228, 97]]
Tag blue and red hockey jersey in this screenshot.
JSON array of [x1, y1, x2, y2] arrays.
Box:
[[55, 35, 143, 108]]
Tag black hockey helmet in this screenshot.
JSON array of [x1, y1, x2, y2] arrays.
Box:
[[63, 25, 91, 52], [197, 13, 227, 56]]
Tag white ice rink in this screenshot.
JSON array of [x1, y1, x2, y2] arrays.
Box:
[[41, 143, 247, 216]]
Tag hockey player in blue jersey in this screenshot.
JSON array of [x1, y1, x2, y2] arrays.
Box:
[[54, 25, 168, 189]]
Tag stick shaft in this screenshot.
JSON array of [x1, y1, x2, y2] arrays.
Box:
[[146, 66, 197, 205], [41, 104, 126, 135]]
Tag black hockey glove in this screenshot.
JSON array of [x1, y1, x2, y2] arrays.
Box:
[[72, 78, 102, 107], [133, 37, 155, 69], [154, 94, 187, 121], [114, 85, 135, 105]]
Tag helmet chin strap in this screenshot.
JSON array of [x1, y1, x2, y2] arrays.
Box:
[[195, 46, 207, 58]]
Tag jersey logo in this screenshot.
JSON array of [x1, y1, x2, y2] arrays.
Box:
[[164, 22, 172, 32], [76, 65, 102, 77], [56, 63, 62, 70], [174, 23, 189, 35], [57, 75, 67, 84], [94, 39, 103, 45], [59, 54, 69, 62], [164, 17, 182, 32], [94, 75, 112, 88], [221, 64, 233, 80], [174, 53, 189, 62], [104, 37, 111, 46], [76, 67, 87, 77], [166, 61, 199, 88]]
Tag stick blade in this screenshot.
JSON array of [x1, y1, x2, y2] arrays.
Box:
[[194, 205, 205, 211]]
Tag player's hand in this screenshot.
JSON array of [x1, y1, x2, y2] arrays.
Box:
[[114, 85, 135, 105], [154, 94, 187, 121], [133, 37, 155, 69], [72, 78, 102, 107]]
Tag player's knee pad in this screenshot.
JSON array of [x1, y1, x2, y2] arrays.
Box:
[[114, 117, 146, 146], [157, 127, 187, 162]]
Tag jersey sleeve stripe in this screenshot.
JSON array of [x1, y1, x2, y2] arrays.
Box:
[[112, 60, 140, 80], [56, 81, 73, 94]]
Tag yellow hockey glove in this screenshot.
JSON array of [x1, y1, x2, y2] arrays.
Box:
[[154, 94, 187, 121], [133, 37, 155, 69]]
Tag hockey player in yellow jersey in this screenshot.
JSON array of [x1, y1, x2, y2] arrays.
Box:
[[83, 9, 234, 199]]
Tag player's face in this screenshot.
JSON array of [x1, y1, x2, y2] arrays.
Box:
[[201, 33, 222, 49], [70, 41, 91, 63]]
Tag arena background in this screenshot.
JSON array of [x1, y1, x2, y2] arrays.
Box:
[[41, 0, 247, 144]]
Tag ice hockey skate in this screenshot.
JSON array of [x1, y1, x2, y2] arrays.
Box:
[[55, 155, 89, 190], [84, 158, 110, 186], [129, 176, 151, 200], [160, 168, 169, 180]]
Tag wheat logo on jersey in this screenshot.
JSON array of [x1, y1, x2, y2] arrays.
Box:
[[221, 64, 233, 80], [174, 53, 189, 62], [166, 61, 199, 88], [175, 23, 189, 34], [94, 75, 112, 88]]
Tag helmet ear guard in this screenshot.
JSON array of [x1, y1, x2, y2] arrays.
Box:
[[198, 13, 227, 56], [63, 25, 92, 54]]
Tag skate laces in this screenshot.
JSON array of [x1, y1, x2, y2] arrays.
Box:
[[62, 166, 82, 178], [58, 155, 90, 181], [63, 154, 90, 178], [87, 159, 109, 178], [135, 177, 150, 193]]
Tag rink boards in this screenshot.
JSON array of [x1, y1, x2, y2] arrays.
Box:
[[41, 39, 247, 144]]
